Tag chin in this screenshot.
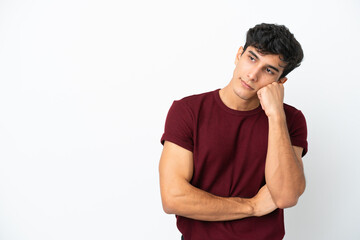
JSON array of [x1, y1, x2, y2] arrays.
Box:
[[233, 88, 253, 101]]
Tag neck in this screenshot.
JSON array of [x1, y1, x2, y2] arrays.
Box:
[[219, 85, 260, 111]]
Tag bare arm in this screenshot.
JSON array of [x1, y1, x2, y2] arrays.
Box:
[[265, 117, 305, 208], [159, 141, 277, 221], [258, 82, 306, 209]]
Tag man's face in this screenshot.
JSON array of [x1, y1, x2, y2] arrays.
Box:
[[230, 46, 287, 102]]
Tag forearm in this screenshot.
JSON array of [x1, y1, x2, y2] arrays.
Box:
[[160, 141, 276, 221], [161, 180, 254, 221], [265, 114, 305, 208]]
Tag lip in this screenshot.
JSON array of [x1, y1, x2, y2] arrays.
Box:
[[240, 78, 254, 90]]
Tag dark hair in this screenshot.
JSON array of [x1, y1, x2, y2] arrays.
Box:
[[243, 23, 304, 78]]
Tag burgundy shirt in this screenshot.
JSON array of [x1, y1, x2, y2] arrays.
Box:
[[161, 89, 308, 240]]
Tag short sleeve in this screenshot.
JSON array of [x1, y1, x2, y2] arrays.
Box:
[[289, 110, 308, 157], [160, 100, 194, 152]]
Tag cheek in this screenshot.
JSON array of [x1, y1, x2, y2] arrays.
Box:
[[237, 61, 251, 73], [234, 59, 250, 75], [233, 64, 242, 75], [258, 72, 278, 83]]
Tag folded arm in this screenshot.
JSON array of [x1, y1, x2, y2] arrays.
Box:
[[159, 141, 277, 221]]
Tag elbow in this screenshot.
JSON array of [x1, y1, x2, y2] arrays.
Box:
[[161, 190, 181, 214], [274, 190, 304, 209], [162, 204, 173, 214], [275, 197, 299, 209], [160, 180, 190, 215], [161, 197, 176, 214], [275, 181, 306, 209]]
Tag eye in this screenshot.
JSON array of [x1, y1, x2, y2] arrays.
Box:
[[266, 68, 274, 75], [249, 56, 255, 62]]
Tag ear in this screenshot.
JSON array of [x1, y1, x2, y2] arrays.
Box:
[[278, 77, 287, 84], [235, 46, 244, 65]]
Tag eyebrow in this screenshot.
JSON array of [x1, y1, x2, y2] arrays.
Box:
[[249, 50, 280, 73]]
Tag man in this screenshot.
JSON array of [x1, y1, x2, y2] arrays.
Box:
[[159, 23, 308, 240]]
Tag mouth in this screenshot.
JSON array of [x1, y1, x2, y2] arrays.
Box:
[[240, 78, 254, 90]]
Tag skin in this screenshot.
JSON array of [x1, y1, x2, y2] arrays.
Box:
[[159, 46, 306, 221]]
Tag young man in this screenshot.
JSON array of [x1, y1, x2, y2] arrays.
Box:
[[159, 23, 308, 240]]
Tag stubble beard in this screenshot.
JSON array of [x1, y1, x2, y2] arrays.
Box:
[[232, 79, 257, 101]]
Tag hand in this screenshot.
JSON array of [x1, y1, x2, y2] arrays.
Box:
[[251, 185, 277, 217], [257, 82, 285, 119]]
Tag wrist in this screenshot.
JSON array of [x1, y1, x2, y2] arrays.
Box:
[[241, 198, 256, 217], [232, 197, 255, 217], [267, 111, 286, 123], [248, 197, 259, 217]]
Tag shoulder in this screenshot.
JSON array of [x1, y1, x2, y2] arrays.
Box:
[[177, 89, 218, 104], [284, 103, 301, 113], [283, 103, 307, 129], [283, 103, 305, 118], [174, 89, 219, 110], [166, 89, 218, 121], [283, 103, 308, 156]]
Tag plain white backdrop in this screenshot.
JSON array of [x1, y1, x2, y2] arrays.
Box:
[[0, 0, 359, 239]]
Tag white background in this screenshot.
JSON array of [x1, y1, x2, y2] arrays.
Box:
[[0, 0, 359, 239]]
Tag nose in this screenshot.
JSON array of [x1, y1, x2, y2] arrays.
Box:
[[247, 66, 261, 82]]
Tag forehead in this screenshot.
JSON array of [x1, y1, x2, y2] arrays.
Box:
[[245, 46, 286, 69]]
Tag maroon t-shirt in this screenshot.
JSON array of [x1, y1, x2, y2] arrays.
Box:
[[161, 89, 308, 240]]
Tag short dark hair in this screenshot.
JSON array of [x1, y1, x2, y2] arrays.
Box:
[[243, 23, 304, 79]]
